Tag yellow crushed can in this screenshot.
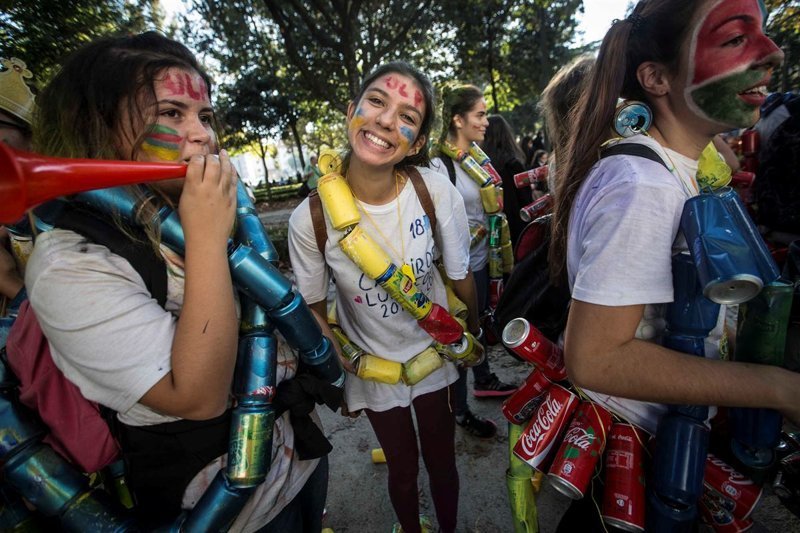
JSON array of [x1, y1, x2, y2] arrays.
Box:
[[339, 226, 393, 279], [501, 242, 514, 274], [480, 184, 501, 214], [500, 216, 511, 246], [445, 284, 469, 320], [402, 347, 443, 385], [318, 173, 360, 230], [318, 148, 343, 175], [357, 354, 403, 384], [371, 448, 387, 464]]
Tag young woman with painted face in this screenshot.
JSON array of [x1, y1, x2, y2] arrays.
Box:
[[289, 62, 476, 533], [430, 85, 516, 439], [550, 1, 798, 528], [26, 32, 326, 530]]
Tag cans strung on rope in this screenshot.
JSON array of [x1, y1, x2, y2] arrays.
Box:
[[501, 242, 514, 274], [548, 401, 613, 499], [469, 223, 488, 249], [488, 247, 504, 279], [376, 263, 433, 320], [441, 331, 484, 367], [500, 216, 511, 246], [520, 194, 554, 223], [503, 317, 567, 381], [317, 173, 360, 230], [513, 383, 578, 472], [488, 215, 502, 248], [339, 226, 393, 279], [227, 406, 274, 487], [439, 140, 466, 162], [602, 423, 647, 532], [445, 284, 469, 320], [513, 166, 549, 189], [502, 369, 552, 425], [468, 142, 490, 166], [480, 184, 502, 214], [462, 157, 493, 188], [402, 346, 444, 385], [417, 303, 464, 345], [704, 454, 763, 520], [356, 354, 403, 384]]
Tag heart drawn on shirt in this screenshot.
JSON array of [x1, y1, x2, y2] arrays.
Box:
[[354, 296, 363, 304]]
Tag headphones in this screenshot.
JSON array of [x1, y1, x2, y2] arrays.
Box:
[[613, 100, 653, 137]]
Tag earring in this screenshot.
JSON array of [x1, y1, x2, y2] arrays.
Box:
[[613, 99, 653, 138]]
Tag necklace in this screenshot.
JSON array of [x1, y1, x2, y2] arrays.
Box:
[[351, 172, 416, 283]]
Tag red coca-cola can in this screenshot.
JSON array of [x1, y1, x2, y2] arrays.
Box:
[[741, 129, 759, 156], [704, 454, 763, 520], [502, 369, 552, 425], [488, 278, 503, 310], [418, 303, 463, 345], [548, 401, 613, 499], [483, 162, 503, 186], [513, 383, 578, 472], [700, 488, 754, 532], [513, 166, 548, 189], [519, 194, 553, 223], [602, 423, 647, 532], [502, 317, 567, 381]]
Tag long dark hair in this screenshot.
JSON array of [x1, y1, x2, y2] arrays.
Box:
[[344, 61, 435, 171], [482, 115, 525, 170], [33, 31, 213, 247], [549, 0, 699, 284]]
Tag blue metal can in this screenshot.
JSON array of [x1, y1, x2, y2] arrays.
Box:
[[651, 411, 709, 507]]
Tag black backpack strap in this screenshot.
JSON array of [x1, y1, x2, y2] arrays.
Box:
[[600, 142, 670, 171], [442, 155, 457, 185], [52, 206, 168, 308]]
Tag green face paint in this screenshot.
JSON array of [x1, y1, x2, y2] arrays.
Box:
[[141, 124, 182, 161], [689, 70, 764, 128]]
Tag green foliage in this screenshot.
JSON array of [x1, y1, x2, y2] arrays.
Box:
[[0, 0, 161, 88], [765, 0, 800, 92]]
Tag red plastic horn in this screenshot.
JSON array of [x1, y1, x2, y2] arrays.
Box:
[[0, 142, 187, 223]]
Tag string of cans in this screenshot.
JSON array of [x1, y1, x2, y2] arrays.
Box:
[[438, 141, 514, 313], [314, 156, 486, 386]]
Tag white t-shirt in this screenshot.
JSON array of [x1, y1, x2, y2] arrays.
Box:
[[430, 156, 489, 271], [26, 229, 317, 531], [567, 134, 725, 435], [288, 166, 470, 412]]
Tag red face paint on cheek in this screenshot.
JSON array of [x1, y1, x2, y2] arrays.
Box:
[[691, 0, 778, 86]]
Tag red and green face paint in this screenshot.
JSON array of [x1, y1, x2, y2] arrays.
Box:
[[141, 124, 182, 161], [685, 0, 782, 128]]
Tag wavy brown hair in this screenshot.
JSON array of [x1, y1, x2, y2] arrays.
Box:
[[549, 0, 701, 285], [33, 32, 213, 248]]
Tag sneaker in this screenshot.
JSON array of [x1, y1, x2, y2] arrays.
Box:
[[391, 515, 433, 533], [473, 373, 517, 398], [456, 410, 497, 439]]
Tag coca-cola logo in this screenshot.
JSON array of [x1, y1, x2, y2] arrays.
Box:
[[563, 426, 595, 451], [708, 455, 753, 486], [519, 395, 563, 454]]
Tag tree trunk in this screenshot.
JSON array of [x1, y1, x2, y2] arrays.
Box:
[[290, 120, 306, 169], [257, 140, 272, 200]]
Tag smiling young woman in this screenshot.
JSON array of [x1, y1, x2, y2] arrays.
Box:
[[548, 0, 795, 530], [289, 62, 479, 533]]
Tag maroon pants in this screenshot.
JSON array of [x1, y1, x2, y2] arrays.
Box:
[[365, 385, 459, 533]]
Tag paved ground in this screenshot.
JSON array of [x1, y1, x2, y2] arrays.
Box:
[[316, 345, 800, 533]]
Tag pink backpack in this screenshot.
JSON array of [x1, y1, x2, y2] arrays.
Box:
[[5, 300, 120, 473]]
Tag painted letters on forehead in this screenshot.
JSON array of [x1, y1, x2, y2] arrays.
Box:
[[161, 71, 209, 102], [383, 75, 424, 110], [690, 0, 775, 86]]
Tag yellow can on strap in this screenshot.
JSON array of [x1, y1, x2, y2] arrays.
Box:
[[501, 242, 514, 274], [377, 264, 433, 320], [317, 149, 343, 175], [480, 185, 501, 214], [500, 216, 511, 246], [339, 226, 393, 279], [357, 354, 403, 384], [402, 346, 444, 385], [318, 173, 360, 230], [445, 284, 468, 321]]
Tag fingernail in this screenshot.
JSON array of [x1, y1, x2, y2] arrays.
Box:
[[192, 155, 204, 162], [220, 149, 228, 157]]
